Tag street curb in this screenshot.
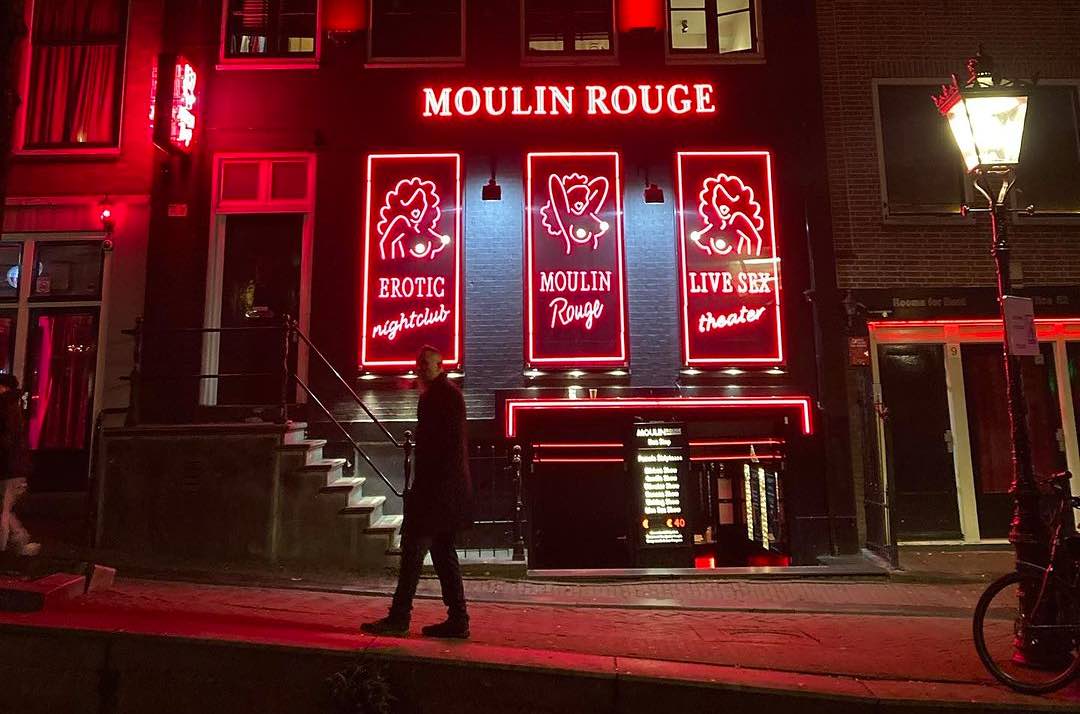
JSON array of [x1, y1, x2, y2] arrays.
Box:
[[0, 618, 1073, 713]]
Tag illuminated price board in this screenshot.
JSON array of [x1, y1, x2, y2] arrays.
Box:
[[525, 152, 628, 367], [631, 422, 691, 558], [361, 153, 462, 371], [676, 151, 783, 366]]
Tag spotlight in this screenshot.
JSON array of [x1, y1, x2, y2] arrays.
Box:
[[643, 183, 665, 204]]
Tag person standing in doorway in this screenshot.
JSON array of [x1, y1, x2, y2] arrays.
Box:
[[362, 346, 473, 638], [0, 374, 39, 556]]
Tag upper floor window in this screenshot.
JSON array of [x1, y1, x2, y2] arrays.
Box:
[[23, 0, 128, 149], [369, 0, 463, 63], [223, 0, 318, 60], [876, 83, 1080, 219], [523, 0, 614, 59], [668, 0, 757, 58]]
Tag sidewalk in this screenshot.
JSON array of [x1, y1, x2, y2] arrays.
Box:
[[1, 574, 1077, 712]]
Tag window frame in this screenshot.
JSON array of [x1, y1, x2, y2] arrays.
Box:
[[872, 78, 976, 226], [218, 0, 322, 71], [14, 0, 132, 157], [519, 0, 618, 67], [366, 0, 465, 67], [664, 0, 764, 65], [1012, 79, 1080, 226]]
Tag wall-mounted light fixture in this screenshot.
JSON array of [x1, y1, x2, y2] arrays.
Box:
[[98, 196, 115, 233], [482, 158, 502, 200]]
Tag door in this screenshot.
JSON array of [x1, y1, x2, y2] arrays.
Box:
[[963, 343, 1067, 537], [878, 344, 962, 539], [216, 214, 302, 406]]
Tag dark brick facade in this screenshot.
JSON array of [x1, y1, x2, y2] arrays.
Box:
[[816, 0, 1080, 289]]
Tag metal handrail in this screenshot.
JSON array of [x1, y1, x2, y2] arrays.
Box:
[[293, 374, 408, 498]]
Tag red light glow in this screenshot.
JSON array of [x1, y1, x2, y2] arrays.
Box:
[[505, 396, 813, 438], [170, 59, 197, 151], [618, 0, 663, 32], [676, 152, 783, 366], [361, 154, 462, 371], [526, 152, 628, 367]]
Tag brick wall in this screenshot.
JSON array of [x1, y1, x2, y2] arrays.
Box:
[[816, 0, 1080, 289]]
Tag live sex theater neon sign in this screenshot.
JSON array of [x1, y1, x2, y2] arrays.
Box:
[[422, 83, 717, 118]]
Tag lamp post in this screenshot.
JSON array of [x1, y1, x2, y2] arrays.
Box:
[[935, 49, 1049, 664]]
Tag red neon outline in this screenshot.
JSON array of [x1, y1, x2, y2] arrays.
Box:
[[525, 151, 628, 367], [676, 151, 784, 366], [361, 153, 462, 370], [532, 442, 623, 449], [868, 318, 1080, 328], [505, 396, 813, 438], [690, 454, 783, 462], [533, 457, 624, 464], [689, 439, 784, 447]]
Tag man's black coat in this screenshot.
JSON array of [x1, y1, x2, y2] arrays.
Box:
[[403, 373, 473, 536]]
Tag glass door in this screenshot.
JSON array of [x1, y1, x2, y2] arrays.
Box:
[[962, 343, 1067, 538]]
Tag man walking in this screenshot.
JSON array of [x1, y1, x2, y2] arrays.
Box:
[[0, 374, 38, 556], [362, 346, 472, 638]]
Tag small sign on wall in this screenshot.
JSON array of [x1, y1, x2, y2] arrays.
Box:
[[1003, 295, 1039, 356]]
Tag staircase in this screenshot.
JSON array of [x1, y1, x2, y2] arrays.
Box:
[[275, 422, 403, 570]]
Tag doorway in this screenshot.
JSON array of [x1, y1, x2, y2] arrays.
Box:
[[878, 343, 962, 539]]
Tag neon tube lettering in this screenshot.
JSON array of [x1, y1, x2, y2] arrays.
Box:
[[454, 86, 481, 116], [372, 305, 452, 341], [538, 270, 612, 293], [549, 86, 573, 115], [377, 276, 446, 299], [610, 85, 637, 114], [639, 84, 664, 115], [483, 86, 508, 116], [667, 84, 692, 114], [586, 86, 611, 115], [694, 83, 716, 113], [698, 306, 768, 333], [549, 297, 604, 329], [511, 86, 535, 115], [422, 87, 451, 117]]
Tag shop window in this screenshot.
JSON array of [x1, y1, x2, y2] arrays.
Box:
[[223, 0, 318, 61], [26, 310, 99, 450], [667, 0, 758, 59], [30, 242, 104, 301], [22, 0, 128, 150], [523, 0, 614, 59], [369, 0, 463, 63], [876, 83, 1080, 219]]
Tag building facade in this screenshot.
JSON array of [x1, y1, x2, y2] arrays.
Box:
[[817, 0, 1080, 554], [6, 0, 875, 571]]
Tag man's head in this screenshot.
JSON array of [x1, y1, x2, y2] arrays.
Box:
[[415, 346, 444, 385], [0, 373, 19, 395]]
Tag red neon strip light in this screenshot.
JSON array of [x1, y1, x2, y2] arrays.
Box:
[[676, 151, 784, 366], [533, 457, 624, 464], [689, 454, 783, 462], [868, 318, 1080, 328], [361, 153, 462, 370], [505, 396, 813, 438], [689, 439, 784, 447], [532, 442, 623, 449], [525, 151, 628, 367]]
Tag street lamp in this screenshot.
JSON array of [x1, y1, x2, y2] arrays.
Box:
[[935, 49, 1048, 663]]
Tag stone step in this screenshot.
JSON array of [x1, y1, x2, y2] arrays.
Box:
[[282, 421, 309, 444], [365, 514, 403, 536], [294, 458, 347, 486], [320, 477, 368, 507], [339, 495, 385, 527], [277, 438, 326, 457]]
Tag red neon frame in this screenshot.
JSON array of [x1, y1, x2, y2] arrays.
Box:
[[676, 151, 783, 366], [361, 153, 463, 370], [689, 454, 783, 462], [525, 151, 629, 367], [504, 396, 813, 438]]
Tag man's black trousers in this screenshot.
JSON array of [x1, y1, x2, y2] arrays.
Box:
[[390, 531, 467, 623]]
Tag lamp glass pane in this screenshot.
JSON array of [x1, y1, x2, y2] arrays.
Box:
[[945, 103, 980, 172], [959, 94, 1029, 170]]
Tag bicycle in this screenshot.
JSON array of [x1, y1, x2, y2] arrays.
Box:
[[972, 470, 1080, 693]]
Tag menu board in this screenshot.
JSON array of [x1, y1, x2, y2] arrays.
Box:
[[632, 422, 690, 550]]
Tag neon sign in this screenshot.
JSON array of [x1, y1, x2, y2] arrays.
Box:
[[170, 58, 197, 150], [361, 154, 462, 371], [676, 152, 783, 366], [422, 83, 716, 118], [526, 152, 628, 367]]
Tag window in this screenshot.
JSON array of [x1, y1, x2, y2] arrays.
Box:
[[23, 0, 128, 149], [668, 0, 757, 58], [369, 0, 463, 63], [876, 83, 1080, 218], [524, 0, 614, 59], [223, 0, 318, 60]]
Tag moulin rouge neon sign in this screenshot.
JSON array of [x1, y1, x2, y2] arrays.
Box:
[[526, 152, 628, 367], [422, 83, 717, 118], [676, 152, 783, 365], [361, 154, 462, 370]]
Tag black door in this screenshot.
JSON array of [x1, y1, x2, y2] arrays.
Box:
[[217, 214, 302, 406], [878, 344, 962, 539]]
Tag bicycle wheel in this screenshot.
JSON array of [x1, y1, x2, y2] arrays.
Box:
[[973, 570, 1080, 693]]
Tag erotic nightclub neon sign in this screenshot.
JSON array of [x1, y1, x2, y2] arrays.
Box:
[[526, 152, 628, 366], [361, 154, 462, 370], [170, 58, 197, 150], [676, 152, 783, 365], [422, 83, 716, 118]]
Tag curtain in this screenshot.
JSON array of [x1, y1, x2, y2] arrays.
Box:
[[25, 0, 125, 147], [29, 313, 97, 450]]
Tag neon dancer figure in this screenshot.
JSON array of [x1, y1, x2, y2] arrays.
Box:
[[540, 173, 610, 255], [377, 178, 452, 260], [689, 173, 765, 257]]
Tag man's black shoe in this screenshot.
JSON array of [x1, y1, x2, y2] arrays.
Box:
[[360, 616, 410, 636], [421, 619, 470, 639]]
